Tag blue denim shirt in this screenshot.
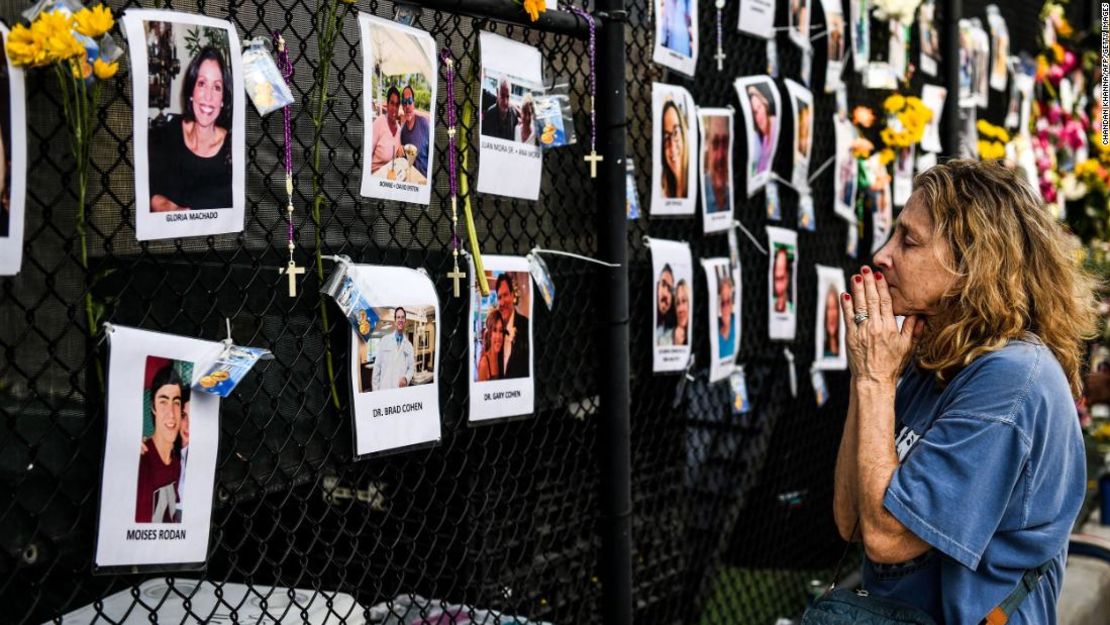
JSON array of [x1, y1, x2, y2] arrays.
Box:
[[862, 338, 1085, 624]]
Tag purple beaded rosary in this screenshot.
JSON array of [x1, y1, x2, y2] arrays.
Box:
[[274, 33, 304, 297], [566, 5, 602, 178], [441, 48, 466, 298]]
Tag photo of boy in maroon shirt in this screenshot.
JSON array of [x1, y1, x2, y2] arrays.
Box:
[[135, 358, 190, 523]]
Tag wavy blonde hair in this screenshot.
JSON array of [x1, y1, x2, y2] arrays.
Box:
[[912, 159, 1099, 398]]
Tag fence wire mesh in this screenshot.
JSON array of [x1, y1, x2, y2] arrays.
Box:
[[3, 0, 1051, 622]]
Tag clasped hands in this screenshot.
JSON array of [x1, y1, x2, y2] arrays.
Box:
[[840, 266, 924, 387]]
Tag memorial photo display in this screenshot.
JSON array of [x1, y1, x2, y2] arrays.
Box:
[[359, 14, 437, 205], [95, 326, 223, 572], [0, 22, 26, 276], [469, 255, 535, 423], [347, 264, 441, 457], [123, 9, 246, 241]]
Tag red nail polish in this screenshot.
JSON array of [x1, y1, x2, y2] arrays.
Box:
[[842, 293, 851, 301], [875, 272, 883, 281], [861, 266, 871, 274], [854, 276, 862, 283]]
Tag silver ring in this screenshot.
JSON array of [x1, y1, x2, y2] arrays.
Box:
[[854, 311, 870, 325]]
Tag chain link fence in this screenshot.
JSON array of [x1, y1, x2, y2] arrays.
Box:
[[0, 0, 1056, 623]]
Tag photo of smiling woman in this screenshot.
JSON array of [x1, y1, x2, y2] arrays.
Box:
[[735, 76, 781, 196], [123, 10, 244, 241], [651, 83, 697, 216]]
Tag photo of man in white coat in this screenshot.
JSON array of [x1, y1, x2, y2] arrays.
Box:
[[372, 307, 415, 390]]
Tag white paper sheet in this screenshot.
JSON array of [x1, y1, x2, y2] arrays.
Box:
[[476, 32, 544, 200], [123, 9, 245, 241], [0, 23, 26, 276], [358, 15, 437, 206], [468, 255, 535, 423], [698, 107, 735, 233], [347, 264, 441, 457], [652, 83, 699, 215], [766, 226, 798, 341], [95, 325, 225, 570], [738, 0, 775, 39], [650, 237, 694, 372]]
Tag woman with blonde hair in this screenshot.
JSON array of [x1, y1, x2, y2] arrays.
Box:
[[832, 160, 1098, 623]]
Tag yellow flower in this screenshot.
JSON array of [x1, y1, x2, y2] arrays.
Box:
[[522, 0, 545, 22], [32, 10, 73, 39], [71, 55, 91, 79], [880, 127, 896, 146], [6, 23, 47, 67], [44, 29, 85, 63], [73, 4, 114, 39], [976, 119, 992, 135], [882, 94, 906, 113], [1057, 17, 1073, 39], [879, 148, 895, 166], [93, 57, 118, 79]]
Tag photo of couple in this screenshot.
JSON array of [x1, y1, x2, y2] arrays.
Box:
[[650, 238, 693, 372], [360, 14, 436, 205], [474, 270, 532, 382], [655, 263, 690, 347], [480, 71, 541, 146]]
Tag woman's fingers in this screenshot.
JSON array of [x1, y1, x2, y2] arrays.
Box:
[[860, 267, 881, 321], [874, 270, 895, 321], [850, 272, 866, 320], [840, 292, 858, 343]]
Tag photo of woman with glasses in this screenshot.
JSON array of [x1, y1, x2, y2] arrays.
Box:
[[651, 84, 697, 216]]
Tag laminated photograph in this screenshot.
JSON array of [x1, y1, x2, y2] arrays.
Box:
[[784, 78, 813, 192], [813, 265, 847, 370], [0, 22, 26, 276], [820, 0, 847, 93], [652, 83, 698, 216], [735, 75, 781, 196], [918, 0, 939, 77], [650, 237, 693, 373], [358, 14, 437, 205], [95, 326, 225, 572], [766, 226, 798, 341], [738, 0, 775, 39], [653, 0, 698, 77], [788, 0, 812, 50], [122, 9, 245, 241], [477, 32, 544, 200], [698, 107, 734, 233], [702, 257, 741, 383], [469, 255, 535, 423], [348, 264, 441, 457]]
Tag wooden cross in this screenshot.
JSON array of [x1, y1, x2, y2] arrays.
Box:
[[281, 261, 305, 297], [715, 49, 726, 71], [447, 262, 466, 298], [584, 149, 604, 178]]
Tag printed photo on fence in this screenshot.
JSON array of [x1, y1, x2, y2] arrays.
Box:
[[0, 23, 26, 276], [766, 226, 798, 340], [469, 255, 535, 423], [894, 145, 914, 206], [123, 9, 245, 241], [738, 0, 775, 39], [651, 83, 698, 216], [987, 7, 1009, 92], [95, 326, 222, 572], [359, 14, 437, 205], [651, 237, 693, 373], [477, 32, 544, 200], [347, 264, 441, 457], [785, 79, 813, 191], [652, 0, 698, 77], [834, 114, 858, 221], [703, 258, 740, 383], [735, 76, 781, 196], [698, 108, 734, 234], [920, 84, 946, 153], [820, 0, 847, 92], [814, 265, 847, 370], [919, 0, 940, 76], [850, 0, 870, 67], [865, 153, 893, 253], [788, 0, 811, 50]]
